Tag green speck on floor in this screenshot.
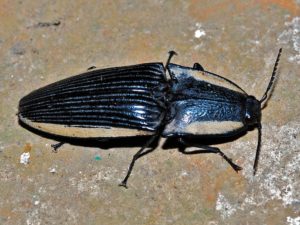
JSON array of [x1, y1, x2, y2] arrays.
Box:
[[94, 155, 102, 161]]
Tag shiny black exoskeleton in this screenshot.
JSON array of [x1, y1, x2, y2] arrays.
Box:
[[18, 49, 282, 187]]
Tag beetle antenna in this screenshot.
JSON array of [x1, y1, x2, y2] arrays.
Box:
[[260, 48, 282, 106], [253, 123, 262, 175]]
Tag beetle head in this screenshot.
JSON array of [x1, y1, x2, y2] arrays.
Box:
[[244, 96, 261, 126]]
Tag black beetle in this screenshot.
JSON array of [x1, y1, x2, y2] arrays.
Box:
[[18, 49, 282, 187]]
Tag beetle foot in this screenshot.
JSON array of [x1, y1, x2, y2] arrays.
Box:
[[51, 144, 59, 153], [230, 162, 243, 172], [118, 181, 128, 189], [51, 142, 65, 153]]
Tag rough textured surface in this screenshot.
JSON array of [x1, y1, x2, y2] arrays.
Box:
[[0, 1, 299, 224]]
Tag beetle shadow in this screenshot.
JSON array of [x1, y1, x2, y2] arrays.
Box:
[[161, 131, 249, 150], [18, 119, 158, 150], [19, 119, 251, 152]]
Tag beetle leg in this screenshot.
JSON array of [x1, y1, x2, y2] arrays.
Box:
[[193, 63, 204, 71], [87, 66, 96, 71], [150, 94, 167, 110], [119, 135, 159, 188], [51, 142, 65, 152], [165, 50, 177, 70], [149, 84, 169, 110], [165, 51, 178, 81], [178, 138, 242, 172], [154, 99, 167, 110]]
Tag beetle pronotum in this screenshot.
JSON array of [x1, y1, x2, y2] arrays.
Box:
[[18, 49, 282, 187]]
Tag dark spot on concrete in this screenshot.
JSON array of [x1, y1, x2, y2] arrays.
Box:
[[34, 20, 61, 28], [32, 48, 39, 54], [11, 42, 26, 55]]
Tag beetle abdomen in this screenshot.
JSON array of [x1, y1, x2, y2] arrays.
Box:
[[18, 63, 167, 138]]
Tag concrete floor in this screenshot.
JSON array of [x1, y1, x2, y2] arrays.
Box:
[[0, 1, 299, 224]]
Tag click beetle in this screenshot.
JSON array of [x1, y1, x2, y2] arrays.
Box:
[[18, 49, 282, 188]]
